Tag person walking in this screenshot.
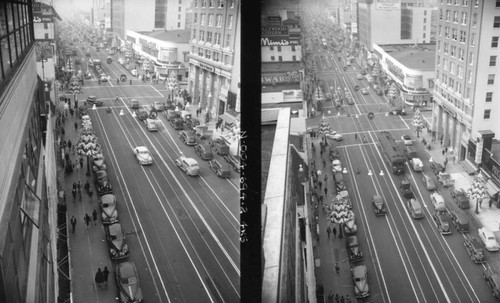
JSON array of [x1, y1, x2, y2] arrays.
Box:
[[77, 182, 82, 201], [92, 209, 98, 225], [88, 186, 94, 201], [102, 266, 110, 288], [70, 216, 77, 234], [345, 294, 351, 303], [328, 292, 334, 303], [117, 78, 120, 84], [340, 296, 345, 303], [74, 121, 78, 131], [318, 181, 323, 190], [444, 158, 448, 170], [335, 294, 340, 303], [80, 157, 84, 168], [84, 180, 90, 194], [324, 187, 328, 196], [72, 187, 77, 203], [332, 225, 337, 237], [326, 226, 331, 239], [95, 268, 105, 288], [335, 263, 340, 273], [84, 213, 91, 228], [67, 139, 72, 149], [129, 79, 132, 85]]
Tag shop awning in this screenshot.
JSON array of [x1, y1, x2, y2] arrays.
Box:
[[486, 179, 500, 197], [219, 113, 238, 126]]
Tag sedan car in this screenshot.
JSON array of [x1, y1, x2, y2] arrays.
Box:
[[209, 159, 231, 178], [99, 194, 118, 225], [179, 131, 197, 146], [372, 194, 386, 216], [346, 94, 354, 105], [151, 101, 165, 112], [133, 146, 153, 165], [105, 223, 129, 260], [209, 137, 230, 155], [326, 132, 343, 141], [401, 135, 413, 146], [94, 170, 113, 196], [422, 173, 437, 190], [430, 192, 446, 212], [332, 159, 342, 173], [86, 95, 103, 106], [346, 235, 364, 264], [175, 156, 200, 176], [92, 153, 106, 173], [479, 227, 500, 251], [356, 73, 363, 80], [100, 74, 108, 82], [360, 88, 369, 95], [115, 262, 143, 303], [433, 212, 452, 235], [130, 98, 139, 109], [194, 143, 214, 160], [352, 265, 370, 298]]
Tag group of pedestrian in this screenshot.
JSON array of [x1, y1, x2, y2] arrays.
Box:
[[326, 225, 337, 239], [327, 291, 351, 303], [94, 267, 110, 289], [72, 181, 83, 202]]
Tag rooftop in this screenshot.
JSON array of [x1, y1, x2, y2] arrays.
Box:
[[139, 29, 191, 43], [379, 44, 436, 71]]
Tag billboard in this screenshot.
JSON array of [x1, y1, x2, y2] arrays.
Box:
[[376, 0, 401, 10], [404, 73, 423, 89], [261, 70, 301, 85], [159, 47, 178, 62]]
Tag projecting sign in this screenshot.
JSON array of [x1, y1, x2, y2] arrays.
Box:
[[476, 137, 483, 165], [376, 0, 401, 10]]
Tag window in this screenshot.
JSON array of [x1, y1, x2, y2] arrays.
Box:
[[201, 0, 206, 7], [451, 45, 456, 56], [201, 13, 206, 25], [424, 11, 427, 16], [471, 32, 476, 46], [277, 46, 282, 52], [486, 92, 493, 102], [468, 70, 472, 83], [278, 56, 283, 62], [446, 10, 451, 21], [424, 18, 427, 23], [44, 33, 49, 39], [458, 65, 464, 78], [452, 28, 457, 40], [460, 30, 466, 43], [444, 43, 449, 54], [488, 74, 495, 84], [205, 49, 211, 59], [495, 16, 500, 28], [437, 55, 441, 66], [453, 11, 459, 23], [270, 56, 275, 61], [207, 31, 213, 43], [216, 14, 222, 27], [292, 55, 297, 61], [198, 48, 204, 57], [291, 45, 296, 51], [438, 41, 441, 51], [229, 0, 234, 8], [450, 62, 456, 74], [439, 25, 442, 36], [219, 0, 225, 8], [484, 110, 491, 119], [455, 0, 460, 4], [194, 0, 198, 7], [214, 52, 220, 62], [424, 25, 426, 31], [472, 13, 478, 26], [208, 14, 214, 26], [178, 14, 181, 20], [194, 13, 198, 24], [209, 0, 214, 7], [444, 26, 449, 38], [493, 37, 499, 47], [469, 52, 474, 65], [43, 22, 48, 29], [227, 15, 233, 29], [440, 9, 443, 20], [490, 56, 497, 66], [449, 78, 455, 89], [443, 58, 448, 70], [474, 0, 479, 7], [497, 0, 500, 7], [458, 48, 465, 60], [178, 7, 182, 12], [214, 33, 221, 45], [269, 46, 274, 51], [200, 30, 205, 41], [461, 12, 467, 24], [193, 29, 197, 40], [225, 34, 231, 47], [463, 0, 468, 6]]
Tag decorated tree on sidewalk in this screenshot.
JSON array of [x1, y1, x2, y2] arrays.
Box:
[[75, 121, 102, 176], [325, 193, 355, 238], [412, 110, 426, 138], [387, 82, 399, 105], [467, 174, 488, 214], [166, 71, 179, 102]]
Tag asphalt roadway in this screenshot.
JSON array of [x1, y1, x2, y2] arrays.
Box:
[[63, 42, 240, 302]]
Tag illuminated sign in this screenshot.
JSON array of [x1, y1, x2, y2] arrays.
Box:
[[261, 71, 300, 84], [476, 138, 483, 165]]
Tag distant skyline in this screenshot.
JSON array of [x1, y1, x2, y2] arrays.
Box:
[[52, 0, 92, 18]]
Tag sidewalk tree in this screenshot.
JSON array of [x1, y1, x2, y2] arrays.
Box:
[[76, 124, 101, 176], [412, 110, 426, 138], [467, 174, 488, 214], [325, 193, 355, 239], [166, 72, 179, 102], [387, 82, 399, 104]]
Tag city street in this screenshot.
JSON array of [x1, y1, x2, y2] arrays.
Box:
[[66, 44, 240, 302]]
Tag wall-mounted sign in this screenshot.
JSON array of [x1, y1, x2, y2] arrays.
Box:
[[376, 0, 401, 10], [261, 70, 300, 84], [261, 37, 299, 46], [159, 47, 178, 62], [267, 16, 282, 26], [404, 73, 423, 90], [476, 137, 484, 165], [261, 26, 288, 36], [386, 58, 404, 83]]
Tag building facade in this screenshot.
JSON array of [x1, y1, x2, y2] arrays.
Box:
[[187, 0, 241, 127], [0, 1, 58, 302], [432, 0, 500, 169]]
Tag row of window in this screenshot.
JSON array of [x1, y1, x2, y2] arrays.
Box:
[[269, 55, 298, 62], [193, 13, 233, 29], [193, 0, 235, 9], [191, 46, 232, 65], [441, 0, 484, 7], [269, 45, 297, 52], [192, 29, 232, 48], [439, 9, 478, 26]]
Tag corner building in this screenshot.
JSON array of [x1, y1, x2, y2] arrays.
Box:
[[187, 0, 240, 125]]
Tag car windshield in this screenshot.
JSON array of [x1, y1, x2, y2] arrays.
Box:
[[190, 163, 199, 169], [122, 277, 137, 284], [138, 150, 148, 154], [488, 236, 495, 241]]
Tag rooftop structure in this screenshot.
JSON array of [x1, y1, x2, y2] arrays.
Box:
[[379, 44, 436, 70]]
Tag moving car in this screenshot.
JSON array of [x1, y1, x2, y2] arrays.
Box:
[[130, 98, 139, 109], [430, 192, 446, 212], [326, 132, 343, 141], [332, 159, 342, 173], [409, 158, 423, 172], [407, 198, 424, 219], [144, 118, 158, 132], [451, 189, 470, 209], [170, 117, 184, 130], [151, 101, 165, 112], [131, 69, 138, 76], [209, 159, 231, 178], [209, 137, 230, 155], [400, 177, 415, 199], [401, 134, 413, 146], [86, 95, 103, 106], [360, 87, 369, 95], [194, 143, 214, 160], [133, 146, 153, 165], [372, 194, 386, 216], [135, 108, 149, 121], [175, 156, 200, 176], [433, 212, 452, 235], [352, 265, 370, 298], [179, 131, 197, 146], [464, 234, 485, 263], [115, 262, 143, 303], [105, 223, 129, 260], [99, 194, 118, 225], [346, 235, 364, 264], [450, 210, 469, 233], [422, 173, 437, 190], [388, 106, 407, 116], [329, 148, 340, 161], [479, 227, 500, 251], [356, 73, 363, 80], [346, 94, 354, 105], [165, 110, 180, 121], [100, 73, 108, 82]]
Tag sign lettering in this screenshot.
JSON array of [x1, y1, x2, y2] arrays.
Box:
[[261, 71, 300, 84], [261, 26, 288, 36], [261, 37, 299, 46]]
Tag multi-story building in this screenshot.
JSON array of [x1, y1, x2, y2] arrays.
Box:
[[432, 0, 500, 181], [187, 0, 240, 128], [0, 1, 59, 302], [358, 0, 438, 51]]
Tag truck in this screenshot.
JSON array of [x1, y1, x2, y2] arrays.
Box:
[[400, 177, 415, 199], [464, 234, 485, 263], [484, 266, 500, 300], [377, 131, 406, 175], [438, 171, 455, 187], [451, 188, 470, 209]]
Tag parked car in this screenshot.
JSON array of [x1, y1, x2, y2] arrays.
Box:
[[433, 212, 452, 235], [194, 143, 214, 160], [105, 223, 129, 260], [92, 153, 106, 173], [352, 265, 370, 298], [401, 134, 413, 145], [484, 266, 500, 300], [409, 158, 423, 172], [99, 194, 118, 225], [130, 98, 139, 109], [430, 162, 445, 175], [151, 101, 165, 112], [133, 146, 153, 165], [479, 227, 500, 251], [100, 74, 108, 82], [209, 159, 231, 178], [329, 148, 340, 161], [94, 170, 113, 196], [135, 108, 149, 121], [344, 216, 358, 234], [209, 137, 230, 156], [143, 118, 158, 132], [165, 110, 180, 121], [430, 192, 446, 212], [186, 117, 200, 130], [346, 235, 364, 264], [179, 131, 197, 146], [175, 156, 200, 176], [449, 210, 469, 233], [400, 177, 415, 199], [451, 189, 470, 209], [372, 194, 386, 216], [346, 94, 354, 105], [356, 73, 364, 80], [388, 106, 407, 116], [407, 198, 424, 219], [332, 159, 342, 173], [422, 173, 437, 190], [115, 262, 143, 303], [170, 118, 184, 130], [86, 95, 103, 106], [361, 87, 369, 95], [464, 234, 485, 263]]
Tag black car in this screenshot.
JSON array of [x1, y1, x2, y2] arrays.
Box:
[[87, 96, 103, 106], [94, 170, 113, 196]]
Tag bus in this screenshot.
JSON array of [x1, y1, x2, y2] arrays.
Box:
[[377, 131, 406, 175], [321, 38, 328, 49]]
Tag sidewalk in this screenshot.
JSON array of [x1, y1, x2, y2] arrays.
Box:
[[57, 103, 117, 303]]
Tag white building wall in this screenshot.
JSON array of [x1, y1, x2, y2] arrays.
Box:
[[261, 46, 302, 62], [370, 9, 403, 46], [124, 0, 155, 32], [125, 30, 190, 63], [34, 23, 55, 40]]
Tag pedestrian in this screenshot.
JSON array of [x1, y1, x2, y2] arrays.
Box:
[[442, 149, 445, 156], [129, 79, 132, 85], [84, 180, 90, 193], [328, 292, 334, 303], [70, 216, 77, 234], [318, 180, 323, 190], [327, 226, 331, 238], [98, 79, 101, 85], [61, 127, 65, 137], [332, 225, 337, 237], [88, 186, 94, 201], [335, 263, 340, 273], [324, 187, 328, 196], [95, 268, 105, 288], [102, 266, 110, 288], [340, 296, 345, 303], [335, 293, 340, 303], [319, 195, 323, 204], [80, 157, 84, 168], [74, 121, 78, 131], [72, 187, 77, 202], [444, 158, 448, 169], [92, 209, 98, 225], [67, 139, 72, 149], [490, 198, 493, 208], [117, 78, 119, 84], [345, 294, 351, 303], [324, 174, 328, 182], [354, 133, 357, 140], [84, 213, 91, 228], [322, 159, 326, 168], [479, 199, 483, 208]]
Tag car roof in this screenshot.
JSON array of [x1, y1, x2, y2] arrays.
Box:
[[373, 194, 382, 201], [108, 223, 123, 235], [136, 146, 148, 152], [101, 194, 116, 203], [353, 265, 367, 276], [431, 192, 443, 200], [183, 157, 198, 165]]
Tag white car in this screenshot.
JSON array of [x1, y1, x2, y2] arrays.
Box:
[[409, 158, 423, 172], [332, 159, 342, 173], [479, 227, 500, 251], [175, 155, 200, 176], [430, 192, 446, 212], [361, 88, 369, 95], [100, 73, 108, 82], [131, 69, 138, 76], [401, 135, 413, 145], [356, 74, 363, 80], [326, 132, 343, 141], [133, 146, 153, 165]]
